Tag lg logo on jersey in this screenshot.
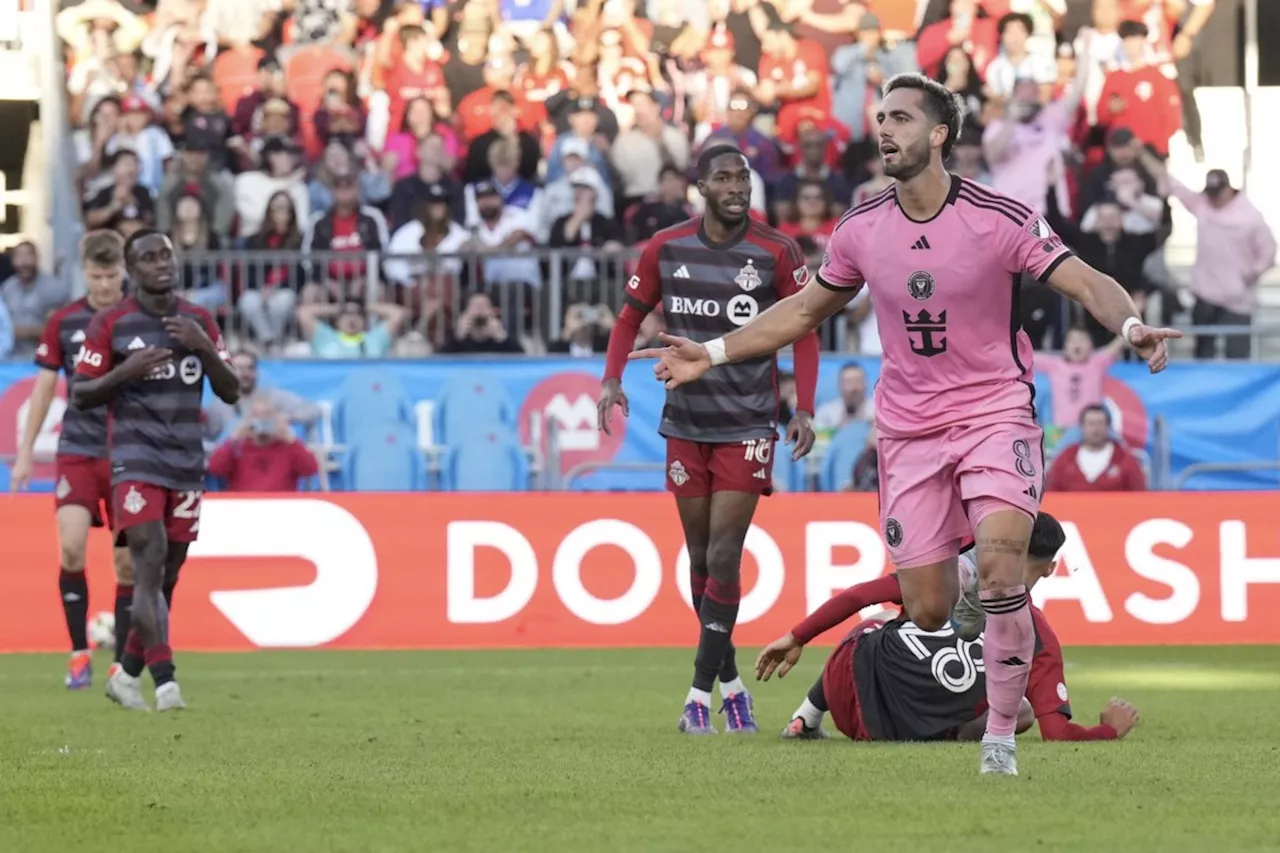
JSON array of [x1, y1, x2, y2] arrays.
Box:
[[78, 348, 103, 368]]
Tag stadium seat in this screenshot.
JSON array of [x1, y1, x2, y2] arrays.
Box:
[[446, 429, 529, 492], [434, 372, 515, 447], [212, 46, 264, 115], [332, 369, 414, 443], [345, 425, 424, 491], [819, 421, 872, 492]]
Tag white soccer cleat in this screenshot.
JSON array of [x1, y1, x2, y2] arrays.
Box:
[[155, 681, 187, 712], [951, 556, 985, 642], [979, 740, 1018, 776], [105, 669, 150, 711]]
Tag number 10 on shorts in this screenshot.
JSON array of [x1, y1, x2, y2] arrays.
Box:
[[742, 439, 772, 464]]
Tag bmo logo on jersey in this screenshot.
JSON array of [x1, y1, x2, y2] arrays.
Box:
[[144, 355, 204, 384], [668, 296, 721, 317]]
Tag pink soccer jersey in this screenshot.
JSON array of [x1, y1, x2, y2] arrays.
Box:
[[1037, 350, 1115, 428], [818, 176, 1074, 438]]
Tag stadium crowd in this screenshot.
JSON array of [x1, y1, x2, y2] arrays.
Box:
[[0, 0, 1263, 366]]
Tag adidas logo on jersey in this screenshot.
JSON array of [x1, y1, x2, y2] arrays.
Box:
[[752, 469, 768, 480], [910, 235, 931, 250], [673, 266, 691, 279], [71, 330, 85, 343], [127, 337, 146, 350]]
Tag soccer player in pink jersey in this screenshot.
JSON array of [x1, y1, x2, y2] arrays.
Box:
[[631, 73, 1180, 775]]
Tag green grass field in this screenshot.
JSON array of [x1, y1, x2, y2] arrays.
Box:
[[2, 646, 1279, 853]]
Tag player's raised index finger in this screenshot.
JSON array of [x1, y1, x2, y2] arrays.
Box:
[[627, 348, 665, 360]]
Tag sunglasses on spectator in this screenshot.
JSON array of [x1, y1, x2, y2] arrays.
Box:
[[729, 99, 751, 111]]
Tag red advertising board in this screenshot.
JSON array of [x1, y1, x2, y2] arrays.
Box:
[[1, 492, 1277, 652]]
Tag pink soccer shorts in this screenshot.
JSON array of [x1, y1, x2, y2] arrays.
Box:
[[876, 420, 1044, 568]]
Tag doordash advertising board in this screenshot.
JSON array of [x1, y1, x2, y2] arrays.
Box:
[[1, 493, 1277, 652]]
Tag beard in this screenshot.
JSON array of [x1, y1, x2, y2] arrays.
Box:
[[882, 136, 931, 180]]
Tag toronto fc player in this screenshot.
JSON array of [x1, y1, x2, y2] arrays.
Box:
[[632, 75, 1177, 772], [12, 231, 133, 689], [599, 144, 820, 734], [74, 230, 239, 711], [756, 512, 1141, 744]]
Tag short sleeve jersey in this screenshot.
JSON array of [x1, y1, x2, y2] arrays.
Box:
[[818, 176, 1074, 438], [625, 217, 810, 442], [74, 296, 229, 491], [35, 298, 107, 458]]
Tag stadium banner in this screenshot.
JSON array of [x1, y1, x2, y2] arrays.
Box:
[[1, 357, 1280, 490], [0, 492, 1277, 652]]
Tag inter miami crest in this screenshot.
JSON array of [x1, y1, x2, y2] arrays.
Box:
[[735, 260, 762, 291], [907, 271, 935, 300], [885, 517, 903, 548]]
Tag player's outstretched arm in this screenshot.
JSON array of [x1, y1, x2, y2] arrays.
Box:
[[1038, 698, 1138, 741], [630, 282, 852, 389], [1045, 256, 1181, 373]]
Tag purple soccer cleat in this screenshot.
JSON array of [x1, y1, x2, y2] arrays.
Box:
[[678, 701, 717, 735], [65, 652, 93, 690], [719, 692, 759, 733]]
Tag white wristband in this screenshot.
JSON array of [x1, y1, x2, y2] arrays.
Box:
[[704, 337, 729, 367], [1121, 317, 1141, 345]]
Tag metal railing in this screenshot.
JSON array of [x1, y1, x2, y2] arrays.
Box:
[[140, 248, 1278, 360]]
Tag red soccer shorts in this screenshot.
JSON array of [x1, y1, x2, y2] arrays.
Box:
[[822, 618, 884, 742], [665, 437, 775, 498], [112, 482, 203, 543], [55, 454, 114, 528]]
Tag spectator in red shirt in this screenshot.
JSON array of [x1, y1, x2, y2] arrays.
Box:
[[513, 28, 572, 110], [778, 179, 839, 252], [208, 399, 321, 493], [1046, 404, 1147, 492], [384, 24, 452, 138], [917, 0, 999, 81], [233, 55, 300, 138], [1096, 20, 1181, 156], [756, 25, 832, 146]]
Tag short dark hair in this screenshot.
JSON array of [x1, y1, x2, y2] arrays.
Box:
[[109, 148, 139, 168], [399, 24, 427, 43], [1080, 403, 1111, 426], [840, 361, 865, 375], [232, 350, 259, 366], [123, 228, 165, 264], [997, 12, 1034, 38], [882, 72, 966, 160], [1118, 20, 1149, 40], [1028, 511, 1066, 560], [697, 144, 746, 179], [491, 89, 515, 106]]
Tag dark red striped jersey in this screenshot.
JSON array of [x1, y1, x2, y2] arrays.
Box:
[[35, 298, 108, 459], [74, 297, 229, 491], [625, 217, 810, 442]]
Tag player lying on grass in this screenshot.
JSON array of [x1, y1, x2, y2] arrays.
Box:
[[755, 512, 1140, 742]]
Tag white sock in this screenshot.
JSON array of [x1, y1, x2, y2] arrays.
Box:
[[685, 687, 712, 707], [795, 698, 825, 729], [719, 677, 747, 698], [982, 732, 1016, 748]]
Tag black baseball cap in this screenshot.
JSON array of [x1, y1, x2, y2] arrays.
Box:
[[572, 96, 596, 114], [1106, 126, 1135, 147], [473, 180, 500, 198], [1204, 169, 1231, 195], [425, 182, 450, 202], [260, 136, 297, 156]]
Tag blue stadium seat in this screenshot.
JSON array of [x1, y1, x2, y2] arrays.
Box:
[[435, 372, 515, 447], [773, 449, 809, 492], [345, 425, 424, 491], [820, 421, 872, 492], [446, 429, 529, 491], [0, 462, 10, 491], [333, 369, 414, 443]]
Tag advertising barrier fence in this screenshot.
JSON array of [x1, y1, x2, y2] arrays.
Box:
[[1, 492, 1277, 652]]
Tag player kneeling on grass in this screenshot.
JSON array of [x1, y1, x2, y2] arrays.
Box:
[[756, 512, 1140, 743]]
